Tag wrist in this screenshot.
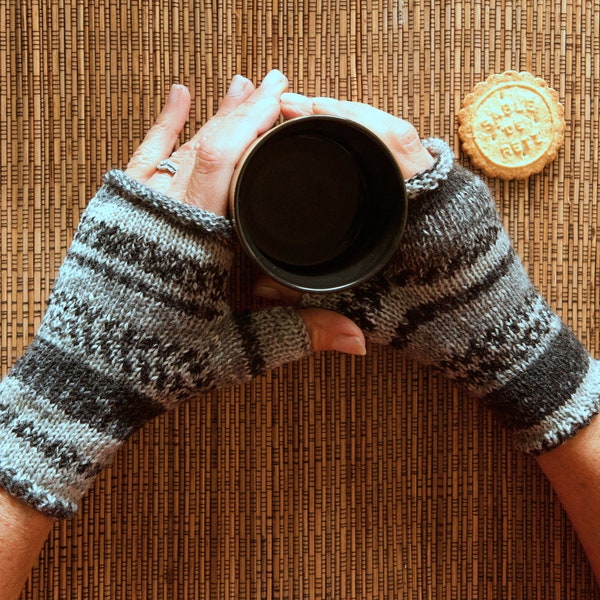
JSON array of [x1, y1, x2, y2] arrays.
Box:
[[404, 138, 455, 199], [103, 170, 234, 242]]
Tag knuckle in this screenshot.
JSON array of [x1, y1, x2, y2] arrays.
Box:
[[127, 148, 158, 171], [195, 140, 229, 174], [392, 122, 421, 151]]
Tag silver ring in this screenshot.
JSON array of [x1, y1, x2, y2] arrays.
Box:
[[156, 158, 179, 175]]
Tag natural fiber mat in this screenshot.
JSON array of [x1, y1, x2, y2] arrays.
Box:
[[2, 0, 600, 597]]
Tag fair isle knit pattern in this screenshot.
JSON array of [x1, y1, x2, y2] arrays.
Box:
[[303, 138, 600, 454], [0, 171, 312, 518]]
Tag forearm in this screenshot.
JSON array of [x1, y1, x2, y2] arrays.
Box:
[[0, 490, 54, 600], [537, 412, 600, 583]]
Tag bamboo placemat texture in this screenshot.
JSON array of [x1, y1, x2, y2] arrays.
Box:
[[2, 0, 600, 597]]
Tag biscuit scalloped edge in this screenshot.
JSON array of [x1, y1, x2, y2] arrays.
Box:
[[458, 70, 566, 180]]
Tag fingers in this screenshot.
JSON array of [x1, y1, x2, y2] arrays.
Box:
[[281, 92, 435, 179], [144, 75, 256, 200], [184, 70, 289, 214], [215, 75, 256, 116], [126, 84, 191, 183], [296, 308, 366, 355]]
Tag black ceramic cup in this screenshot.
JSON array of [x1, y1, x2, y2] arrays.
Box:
[[229, 115, 407, 293]]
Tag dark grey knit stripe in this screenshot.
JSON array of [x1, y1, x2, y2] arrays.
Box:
[[435, 288, 555, 387], [102, 170, 233, 242], [485, 323, 590, 430], [0, 402, 98, 477], [391, 249, 516, 349], [73, 215, 229, 298], [391, 218, 502, 288], [234, 311, 267, 377], [10, 337, 165, 440], [62, 249, 224, 322]]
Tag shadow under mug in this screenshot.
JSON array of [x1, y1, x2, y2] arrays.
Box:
[[229, 115, 407, 293]]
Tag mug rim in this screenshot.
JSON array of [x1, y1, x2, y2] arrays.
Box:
[[229, 114, 407, 293]]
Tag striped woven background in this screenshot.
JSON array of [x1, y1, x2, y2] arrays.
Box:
[[2, 0, 599, 597]]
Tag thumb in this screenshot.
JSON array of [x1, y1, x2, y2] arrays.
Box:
[[252, 278, 367, 355], [297, 308, 366, 355], [236, 307, 365, 383]]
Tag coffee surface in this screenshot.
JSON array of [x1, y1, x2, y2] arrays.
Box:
[[237, 133, 365, 268]]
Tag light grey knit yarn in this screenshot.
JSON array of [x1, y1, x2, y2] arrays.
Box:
[[302, 138, 600, 454], [0, 171, 313, 518]]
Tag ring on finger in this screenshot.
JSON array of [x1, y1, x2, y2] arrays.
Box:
[[156, 158, 179, 175]]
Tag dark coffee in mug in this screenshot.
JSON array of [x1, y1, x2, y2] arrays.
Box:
[[230, 115, 407, 293], [237, 133, 365, 267]]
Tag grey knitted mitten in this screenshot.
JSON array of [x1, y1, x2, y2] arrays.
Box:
[[302, 138, 600, 454], [0, 171, 312, 518]]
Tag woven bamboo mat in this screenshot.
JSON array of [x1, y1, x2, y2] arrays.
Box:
[[2, 0, 600, 597]]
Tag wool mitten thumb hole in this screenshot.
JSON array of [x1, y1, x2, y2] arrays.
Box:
[[404, 137, 455, 200]]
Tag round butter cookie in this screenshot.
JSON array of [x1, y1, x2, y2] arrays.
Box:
[[458, 71, 565, 179]]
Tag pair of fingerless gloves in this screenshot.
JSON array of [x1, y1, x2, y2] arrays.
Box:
[[1, 139, 598, 518]]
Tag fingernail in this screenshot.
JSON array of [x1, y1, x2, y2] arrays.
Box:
[[261, 69, 286, 89], [227, 75, 247, 97], [254, 285, 282, 301], [166, 83, 185, 105], [332, 335, 367, 356]]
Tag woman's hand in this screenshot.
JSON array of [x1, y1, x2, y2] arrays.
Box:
[[255, 93, 438, 305], [123, 73, 366, 356], [280, 93, 435, 179], [126, 70, 285, 215]]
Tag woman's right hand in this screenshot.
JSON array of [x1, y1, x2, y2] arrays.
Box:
[[280, 93, 436, 179], [255, 93, 450, 317]]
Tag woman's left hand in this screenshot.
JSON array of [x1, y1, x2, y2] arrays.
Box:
[[123, 71, 366, 356], [125, 69, 288, 216]]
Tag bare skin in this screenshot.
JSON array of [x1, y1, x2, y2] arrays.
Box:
[[537, 413, 600, 582], [0, 492, 54, 599], [2, 78, 598, 598]]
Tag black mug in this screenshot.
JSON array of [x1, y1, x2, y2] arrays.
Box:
[[229, 115, 407, 293]]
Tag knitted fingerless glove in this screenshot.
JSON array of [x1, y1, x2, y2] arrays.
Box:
[[302, 138, 600, 454], [0, 171, 312, 518]]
